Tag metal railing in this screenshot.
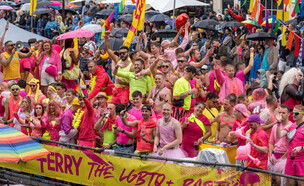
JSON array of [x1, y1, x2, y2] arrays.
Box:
[[29, 137, 304, 182]]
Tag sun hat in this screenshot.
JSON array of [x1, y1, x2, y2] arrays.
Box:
[[234, 104, 249, 117]]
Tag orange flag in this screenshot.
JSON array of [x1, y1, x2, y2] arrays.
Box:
[[283, 0, 289, 11], [251, 0, 259, 18], [286, 31, 294, 50]]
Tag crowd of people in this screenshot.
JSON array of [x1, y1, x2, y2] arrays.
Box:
[[1, 0, 304, 185]]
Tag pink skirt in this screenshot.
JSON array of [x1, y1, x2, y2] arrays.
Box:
[[267, 154, 287, 173], [149, 147, 186, 163]]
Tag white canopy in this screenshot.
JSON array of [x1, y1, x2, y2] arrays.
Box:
[[0, 19, 48, 43], [102, 0, 135, 5], [147, 0, 209, 13]]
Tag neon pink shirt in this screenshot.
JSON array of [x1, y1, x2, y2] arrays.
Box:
[[232, 119, 250, 147], [285, 123, 304, 161], [238, 47, 243, 60], [129, 106, 156, 120], [235, 70, 245, 87], [246, 128, 269, 170], [270, 122, 291, 154], [115, 114, 137, 144], [20, 58, 31, 73]]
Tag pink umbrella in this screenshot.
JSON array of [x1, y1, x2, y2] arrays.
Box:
[[47, 1, 62, 6], [57, 29, 95, 40], [0, 5, 13, 10]]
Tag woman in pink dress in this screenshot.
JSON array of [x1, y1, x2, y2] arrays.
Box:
[[42, 101, 62, 146], [181, 102, 211, 157], [150, 103, 186, 160], [29, 103, 45, 137], [60, 38, 79, 89]]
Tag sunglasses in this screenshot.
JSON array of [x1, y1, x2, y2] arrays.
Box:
[[162, 65, 169, 68], [293, 112, 304, 116], [29, 85, 36, 87], [8, 44, 15, 47], [12, 89, 19, 91], [177, 60, 185, 63]]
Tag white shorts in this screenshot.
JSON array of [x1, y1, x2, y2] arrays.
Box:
[[278, 59, 287, 72], [40, 71, 56, 86]]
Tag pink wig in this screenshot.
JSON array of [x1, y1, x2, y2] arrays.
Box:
[[46, 101, 61, 118]]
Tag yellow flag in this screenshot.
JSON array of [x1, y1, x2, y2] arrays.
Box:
[[282, 26, 287, 46], [249, 0, 255, 12], [137, 0, 146, 31], [123, 0, 146, 47], [30, 0, 37, 16], [284, 10, 289, 21], [277, 0, 282, 6]]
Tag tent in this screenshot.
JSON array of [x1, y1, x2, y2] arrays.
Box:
[[0, 19, 48, 44], [102, 0, 135, 6], [146, 0, 209, 13]]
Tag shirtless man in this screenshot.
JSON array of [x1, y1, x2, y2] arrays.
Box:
[[212, 94, 236, 144], [147, 73, 171, 120], [105, 30, 133, 106]]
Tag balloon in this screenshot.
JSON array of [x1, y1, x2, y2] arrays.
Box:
[[175, 13, 190, 38]]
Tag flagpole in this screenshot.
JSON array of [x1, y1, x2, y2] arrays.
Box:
[[31, 0, 34, 33], [172, 0, 175, 28]]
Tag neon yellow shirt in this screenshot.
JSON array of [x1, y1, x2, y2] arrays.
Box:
[[173, 77, 191, 110], [2, 52, 20, 80], [115, 61, 132, 88], [116, 71, 152, 100], [203, 108, 219, 141]]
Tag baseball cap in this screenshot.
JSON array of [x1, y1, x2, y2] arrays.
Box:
[[201, 65, 208, 70], [247, 114, 264, 124], [234, 104, 249, 117], [142, 104, 151, 111]]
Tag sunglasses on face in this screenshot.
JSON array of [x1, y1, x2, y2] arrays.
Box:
[[293, 112, 304, 116], [12, 89, 19, 91], [177, 60, 185, 63], [162, 65, 169, 68], [29, 85, 36, 88], [8, 44, 15, 47]]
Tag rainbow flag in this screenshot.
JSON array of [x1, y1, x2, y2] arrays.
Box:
[[123, 0, 146, 47], [105, 10, 115, 30], [0, 124, 49, 163]]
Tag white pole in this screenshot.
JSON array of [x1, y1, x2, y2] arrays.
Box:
[[271, 0, 273, 15], [31, 0, 34, 32], [172, 0, 175, 28]]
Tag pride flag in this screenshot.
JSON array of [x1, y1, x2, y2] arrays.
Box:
[[123, 0, 146, 47], [105, 10, 115, 30]]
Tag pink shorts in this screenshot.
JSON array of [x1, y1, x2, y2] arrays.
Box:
[[111, 87, 129, 104], [285, 158, 304, 176]]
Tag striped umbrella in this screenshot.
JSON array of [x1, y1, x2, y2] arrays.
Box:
[[0, 124, 49, 163], [242, 20, 261, 27]]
